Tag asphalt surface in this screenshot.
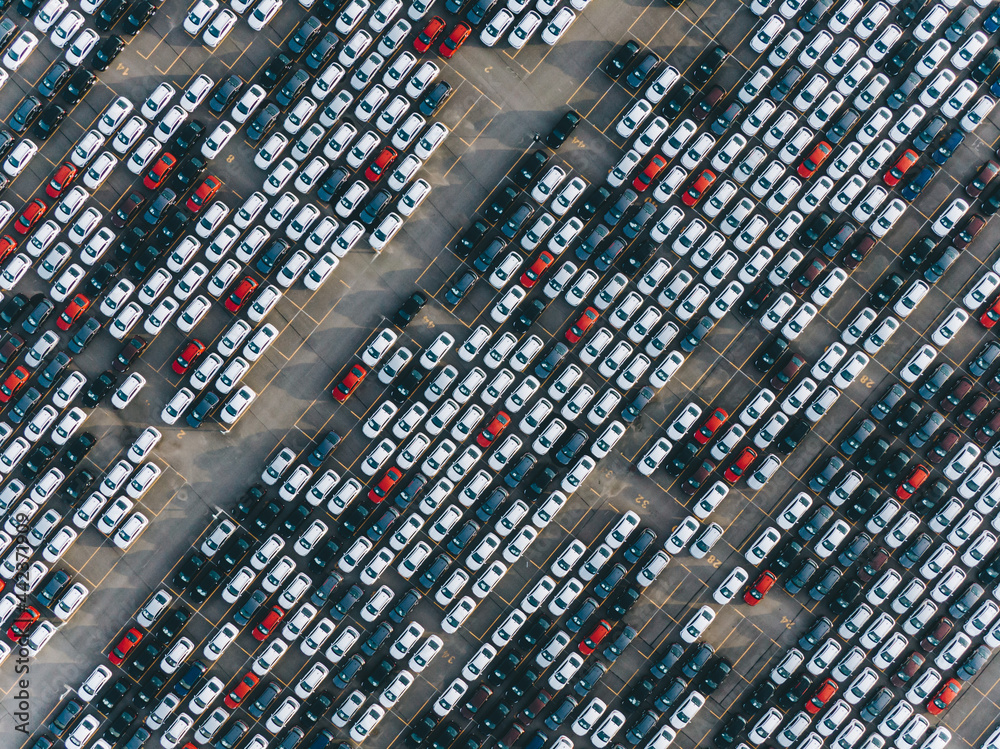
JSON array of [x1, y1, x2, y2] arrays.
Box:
[[4, 0, 1000, 746]]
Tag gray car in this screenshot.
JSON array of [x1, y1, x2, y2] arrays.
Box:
[[909, 411, 944, 448], [603, 626, 637, 662], [809, 456, 844, 492], [604, 189, 637, 225], [445, 270, 476, 304], [840, 418, 875, 454], [784, 558, 818, 594]]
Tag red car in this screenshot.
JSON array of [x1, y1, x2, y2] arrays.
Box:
[[579, 620, 611, 655], [56, 294, 90, 331], [694, 408, 727, 445], [45, 161, 77, 198], [186, 174, 222, 212], [143, 152, 177, 190], [413, 15, 446, 52], [439, 22, 471, 58], [0, 235, 16, 264], [633, 155, 667, 192], [369, 467, 402, 502], [225, 277, 258, 313], [109, 627, 142, 664], [477, 412, 511, 448], [982, 293, 1000, 328], [333, 364, 367, 402], [0, 367, 29, 403], [365, 146, 398, 182], [520, 251, 554, 288], [884, 149, 918, 187], [14, 199, 47, 235], [224, 672, 259, 709], [804, 678, 837, 714], [927, 678, 961, 714], [797, 142, 832, 178], [173, 339, 207, 375], [681, 169, 715, 206], [895, 463, 929, 500], [6, 606, 38, 642], [744, 571, 776, 605], [566, 307, 598, 344], [724, 447, 757, 483], [252, 605, 285, 641]]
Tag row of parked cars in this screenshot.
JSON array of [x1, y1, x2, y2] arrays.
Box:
[[604, 0, 1000, 746]]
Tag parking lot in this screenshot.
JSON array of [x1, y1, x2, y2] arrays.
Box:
[[3, 0, 1000, 746]]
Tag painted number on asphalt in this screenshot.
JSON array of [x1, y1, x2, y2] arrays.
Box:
[[858, 375, 875, 388], [634, 496, 648, 509], [780, 616, 795, 629], [703, 555, 722, 569]]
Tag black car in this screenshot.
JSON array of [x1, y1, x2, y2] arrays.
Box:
[[604, 40, 640, 79], [416, 554, 451, 592], [0, 293, 27, 330], [22, 441, 56, 480], [82, 370, 118, 408], [210, 74, 243, 114], [99, 680, 129, 713], [171, 120, 205, 155], [11, 95, 42, 134], [38, 61, 71, 98], [692, 45, 727, 84], [306, 30, 338, 70], [122, 0, 155, 33], [62, 468, 97, 494], [62, 68, 97, 104], [186, 392, 219, 428], [33, 104, 66, 141], [578, 186, 610, 221], [739, 281, 774, 317], [742, 682, 775, 711], [869, 273, 903, 308], [772, 540, 803, 571], [513, 299, 545, 333], [454, 220, 487, 258], [885, 39, 918, 76], [778, 675, 812, 708], [260, 52, 292, 90], [188, 567, 222, 604], [103, 708, 137, 741], [483, 186, 517, 224], [96, 0, 129, 30], [317, 165, 350, 203], [256, 238, 291, 275], [247, 103, 280, 143], [545, 110, 581, 149], [91, 35, 125, 70], [512, 150, 548, 190], [716, 715, 747, 748], [418, 81, 452, 116], [392, 292, 427, 327], [754, 336, 788, 371]]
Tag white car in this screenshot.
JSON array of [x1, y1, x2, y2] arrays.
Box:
[[203, 8, 237, 47]]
